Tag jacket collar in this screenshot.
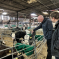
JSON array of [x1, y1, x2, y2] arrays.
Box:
[[55, 20, 59, 29], [42, 18, 47, 24]]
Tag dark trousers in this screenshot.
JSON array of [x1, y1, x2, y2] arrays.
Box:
[[46, 39, 52, 59], [56, 57, 59, 59]]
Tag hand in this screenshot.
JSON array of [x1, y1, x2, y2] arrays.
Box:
[[32, 30, 34, 33], [12, 38, 15, 40]]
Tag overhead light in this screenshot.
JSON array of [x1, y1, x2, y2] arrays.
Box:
[[2, 15, 3, 20], [57, 11, 59, 13], [56, 11, 59, 13], [2, 12, 7, 15], [31, 13, 37, 16], [54, 10, 59, 13], [27, 0, 37, 4], [42, 12, 48, 15]]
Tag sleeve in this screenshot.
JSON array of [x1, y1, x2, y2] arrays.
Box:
[[47, 20, 53, 39], [33, 23, 42, 31]]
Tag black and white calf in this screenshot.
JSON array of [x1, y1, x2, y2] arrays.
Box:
[[12, 30, 35, 45], [12, 31, 26, 43]]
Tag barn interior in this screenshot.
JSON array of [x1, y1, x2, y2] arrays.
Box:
[[0, 0, 59, 59]]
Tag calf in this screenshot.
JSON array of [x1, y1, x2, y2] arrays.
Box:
[[0, 45, 17, 59], [12, 31, 26, 43]]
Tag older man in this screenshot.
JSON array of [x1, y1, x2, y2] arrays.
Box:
[[33, 15, 53, 59]]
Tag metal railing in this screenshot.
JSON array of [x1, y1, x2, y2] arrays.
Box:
[[0, 30, 46, 59]]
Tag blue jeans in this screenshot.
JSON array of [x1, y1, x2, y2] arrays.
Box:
[[56, 57, 59, 59]]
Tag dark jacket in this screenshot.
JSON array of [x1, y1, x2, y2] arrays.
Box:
[[33, 18, 53, 40], [51, 20, 59, 57]]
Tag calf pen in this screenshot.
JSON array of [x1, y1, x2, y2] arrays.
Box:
[[0, 30, 46, 59]]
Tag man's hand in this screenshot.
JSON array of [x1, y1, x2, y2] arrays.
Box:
[[32, 30, 34, 33], [12, 38, 15, 40]]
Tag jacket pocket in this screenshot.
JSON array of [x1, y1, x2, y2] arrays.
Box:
[[54, 40, 59, 50]]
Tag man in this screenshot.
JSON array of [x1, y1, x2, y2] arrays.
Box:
[[32, 15, 53, 59], [50, 12, 59, 59]]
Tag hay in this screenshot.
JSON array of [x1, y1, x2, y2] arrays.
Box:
[[0, 29, 13, 47], [3, 37, 13, 47], [36, 41, 42, 47], [23, 54, 35, 59], [37, 43, 47, 59], [23, 43, 47, 59]]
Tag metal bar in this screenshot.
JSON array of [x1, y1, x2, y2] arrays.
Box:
[[0, 43, 33, 52], [18, 0, 33, 7], [36, 37, 43, 44], [37, 40, 46, 55], [0, 34, 44, 51], [0, 1, 22, 10], [32, 39, 46, 59], [12, 47, 13, 59], [36, 40, 44, 49], [0, 30, 11, 31], [18, 1, 59, 12], [33, 32, 37, 59], [13, 0, 26, 7], [17, 11, 18, 27], [50, 0, 58, 8], [0, 47, 12, 52], [0, 48, 34, 59], [0, 42, 45, 59], [31, 42, 45, 59], [0, 5, 16, 11], [0, 54, 12, 59], [13, 49, 34, 59], [0, 47, 34, 59], [37, 0, 50, 9], [28, 39, 46, 59], [36, 39, 46, 53]]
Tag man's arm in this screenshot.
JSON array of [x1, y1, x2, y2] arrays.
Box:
[[33, 23, 42, 31]]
